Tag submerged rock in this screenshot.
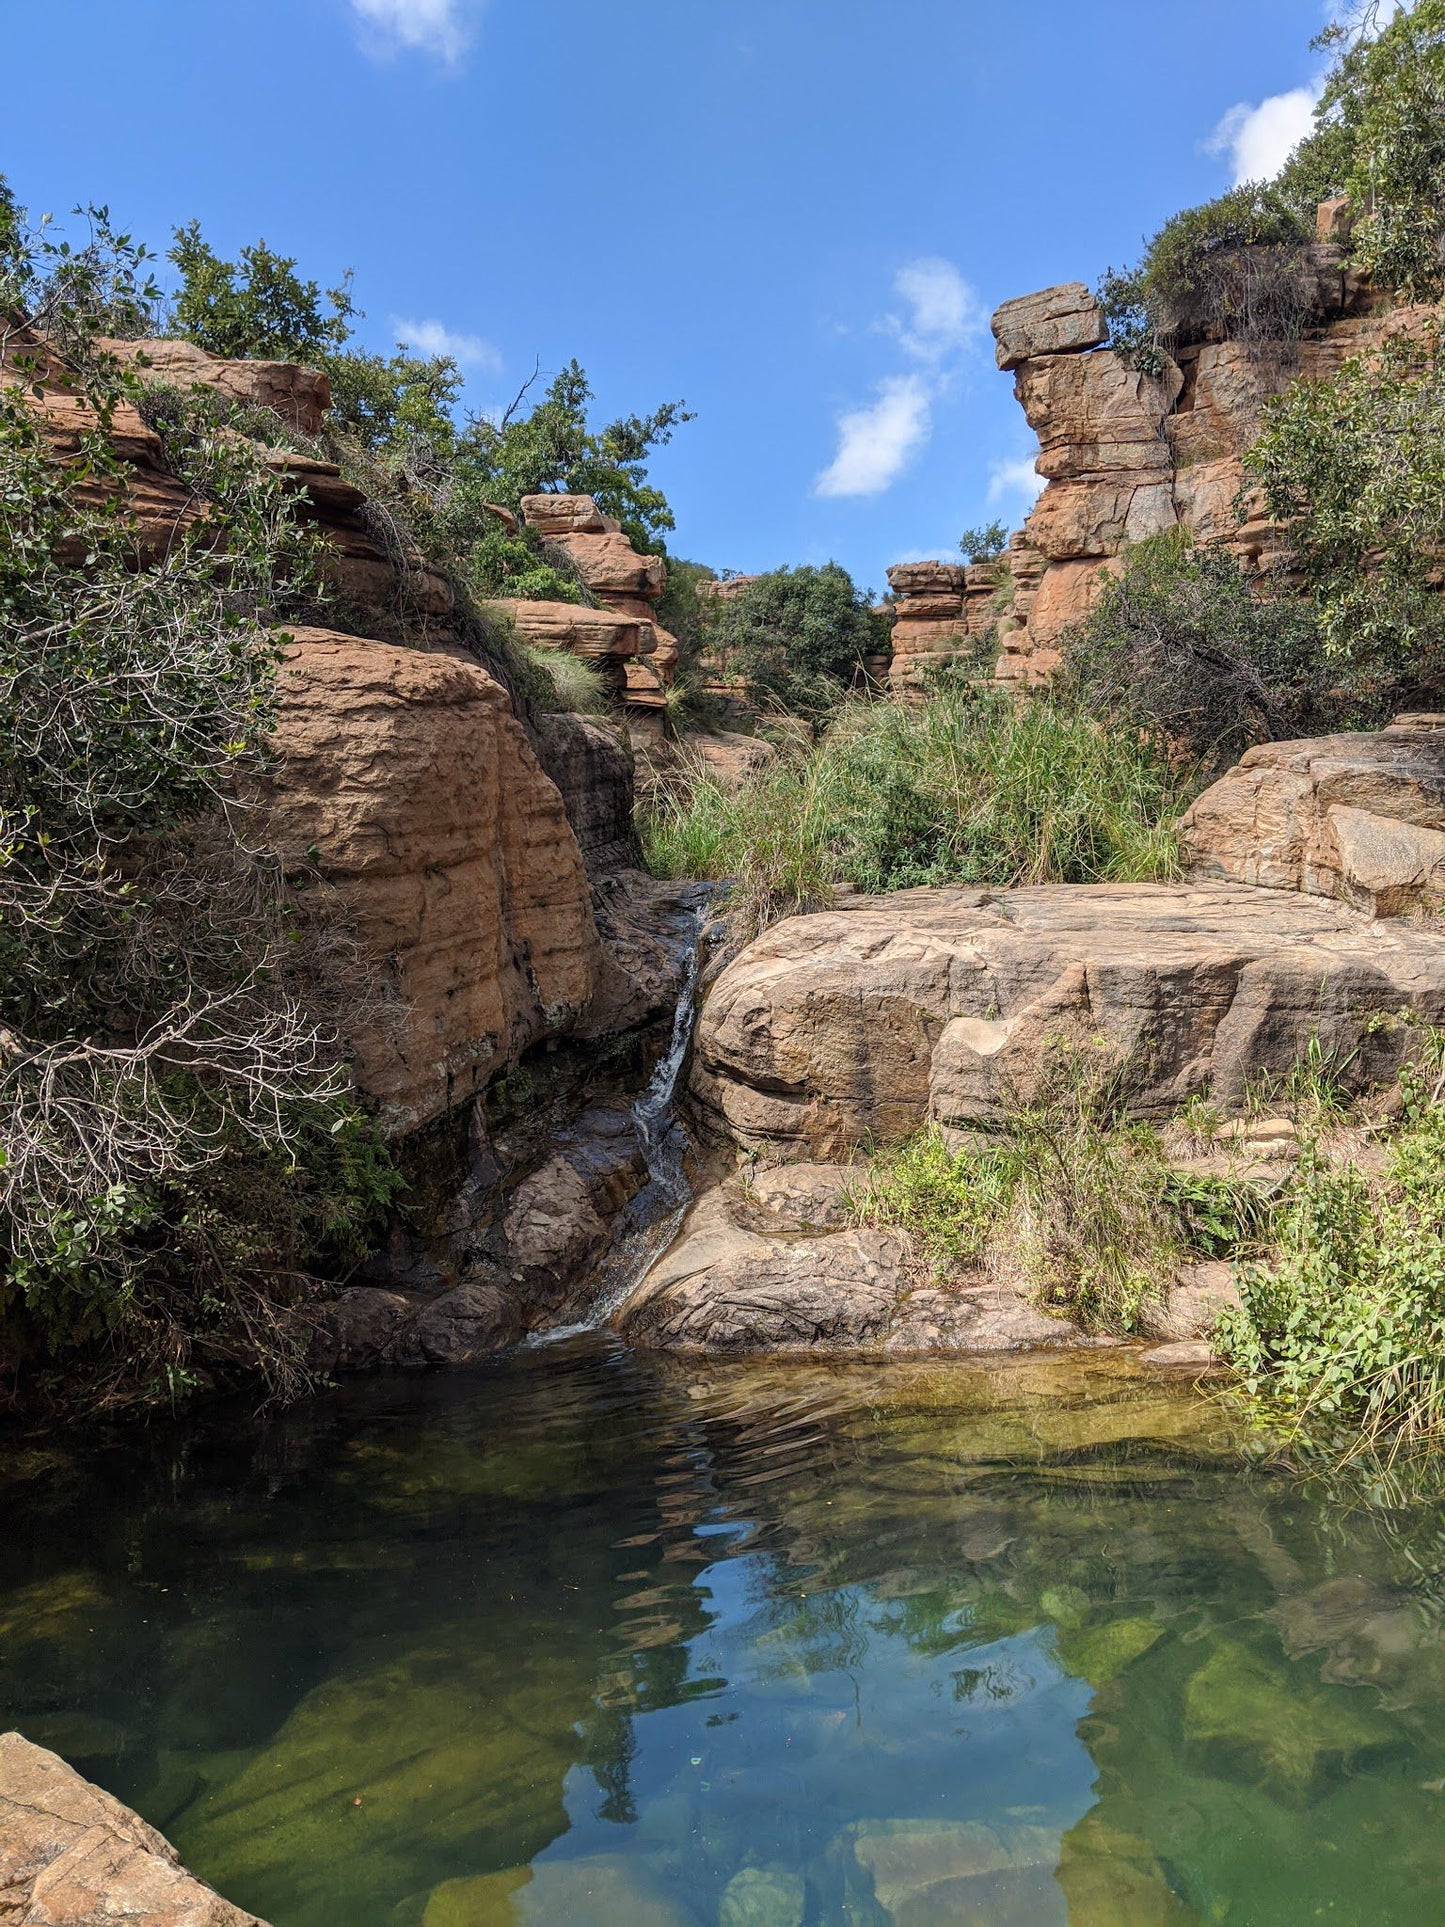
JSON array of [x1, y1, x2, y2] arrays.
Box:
[[0, 1731, 267, 1926]]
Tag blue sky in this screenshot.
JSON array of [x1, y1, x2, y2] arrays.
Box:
[[6, 0, 1344, 592]]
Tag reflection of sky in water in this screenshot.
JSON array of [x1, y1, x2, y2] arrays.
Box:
[[4, 1341, 1445, 1925]]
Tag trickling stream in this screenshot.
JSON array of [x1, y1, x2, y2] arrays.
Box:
[[541, 893, 714, 1341]]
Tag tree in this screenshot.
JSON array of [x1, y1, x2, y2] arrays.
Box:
[[1317, 0, 1445, 299], [959, 521, 1008, 564], [702, 564, 888, 718], [1061, 531, 1334, 762], [167, 221, 357, 361], [1, 194, 396, 1410], [453, 359, 692, 554], [1244, 320, 1445, 710]]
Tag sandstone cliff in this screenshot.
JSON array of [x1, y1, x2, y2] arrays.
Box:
[[983, 234, 1436, 686], [15, 335, 680, 1144], [878, 208, 1439, 691]]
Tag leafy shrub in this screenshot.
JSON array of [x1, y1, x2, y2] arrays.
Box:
[[697, 563, 889, 719], [1320, 0, 1445, 300], [1100, 185, 1315, 372], [167, 221, 356, 361], [641, 683, 1189, 932], [1216, 1034, 1445, 1467], [1, 196, 398, 1411], [1244, 321, 1445, 711], [1061, 530, 1340, 762]]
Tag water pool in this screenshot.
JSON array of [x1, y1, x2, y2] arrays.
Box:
[[5, 1341, 1445, 1924]]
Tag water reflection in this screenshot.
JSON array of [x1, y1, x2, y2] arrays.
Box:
[[4, 1343, 1445, 1922]]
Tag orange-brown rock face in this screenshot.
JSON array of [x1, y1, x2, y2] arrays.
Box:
[[100, 335, 331, 434], [265, 627, 603, 1132], [886, 561, 968, 693], [11, 330, 452, 621], [976, 236, 1443, 687], [514, 493, 678, 713]]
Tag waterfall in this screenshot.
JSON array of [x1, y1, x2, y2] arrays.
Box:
[[531, 897, 710, 1343]]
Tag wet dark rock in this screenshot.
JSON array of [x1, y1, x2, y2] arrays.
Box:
[[404, 1281, 527, 1364], [312, 1288, 416, 1373], [531, 711, 640, 877], [502, 1104, 647, 1308]]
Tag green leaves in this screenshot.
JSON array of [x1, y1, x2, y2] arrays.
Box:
[[1245, 322, 1445, 705]]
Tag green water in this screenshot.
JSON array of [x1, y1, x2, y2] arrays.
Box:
[[7, 1342, 1445, 1924]]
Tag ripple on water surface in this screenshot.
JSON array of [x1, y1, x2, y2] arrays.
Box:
[[4, 1342, 1445, 1924]]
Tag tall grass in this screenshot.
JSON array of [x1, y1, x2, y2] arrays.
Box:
[[851, 1042, 1192, 1334], [641, 684, 1192, 932]]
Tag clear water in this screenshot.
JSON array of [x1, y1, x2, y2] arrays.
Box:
[[8, 1342, 1445, 1925]]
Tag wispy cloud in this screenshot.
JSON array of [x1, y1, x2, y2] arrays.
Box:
[[886, 258, 985, 362], [987, 454, 1044, 506], [348, 0, 482, 64], [1208, 85, 1320, 184], [816, 375, 931, 499], [391, 315, 502, 372], [816, 257, 981, 499]]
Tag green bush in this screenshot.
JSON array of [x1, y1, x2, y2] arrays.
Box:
[[641, 682, 1189, 932], [696, 563, 890, 720], [1099, 185, 1315, 371], [1061, 530, 1340, 762], [1216, 1034, 1445, 1468], [1320, 0, 1445, 301], [1244, 322, 1445, 711], [853, 1046, 1194, 1334], [1, 194, 399, 1412]]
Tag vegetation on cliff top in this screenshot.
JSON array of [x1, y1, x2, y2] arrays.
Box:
[[1101, 0, 1445, 368]]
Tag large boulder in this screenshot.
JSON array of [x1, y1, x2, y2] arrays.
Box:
[[614, 1167, 1084, 1355], [991, 282, 1109, 371], [1182, 722, 1445, 917], [266, 627, 604, 1132], [0, 1731, 267, 1925], [688, 882, 1445, 1157]]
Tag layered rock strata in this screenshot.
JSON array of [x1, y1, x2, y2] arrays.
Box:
[[17, 330, 453, 619], [886, 561, 968, 693], [517, 493, 678, 714], [687, 882, 1445, 1158], [977, 242, 1439, 685], [0, 1731, 267, 1927], [1183, 719, 1445, 917], [265, 627, 606, 1133]]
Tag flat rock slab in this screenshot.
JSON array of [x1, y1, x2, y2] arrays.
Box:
[[1183, 724, 1445, 916], [615, 1167, 1084, 1356], [0, 1731, 267, 1925], [689, 882, 1445, 1157]]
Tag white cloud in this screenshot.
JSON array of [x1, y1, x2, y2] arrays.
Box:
[[816, 375, 932, 499], [391, 316, 502, 372], [889, 258, 984, 361], [987, 455, 1044, 506], [1208, 85, 1320, 185], [349, 0, 481, 64]]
